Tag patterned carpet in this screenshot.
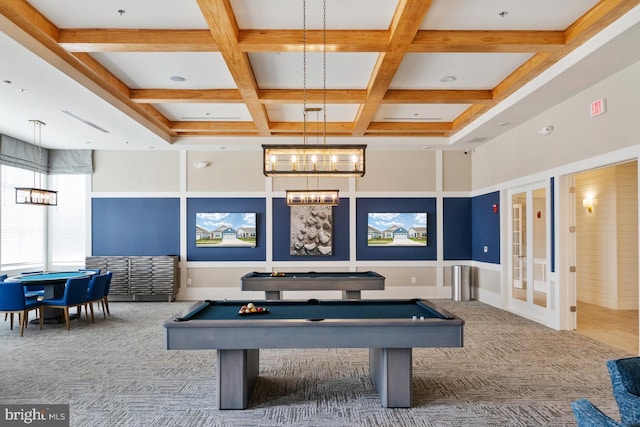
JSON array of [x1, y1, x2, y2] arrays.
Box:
[[0, 299, 631, 426]]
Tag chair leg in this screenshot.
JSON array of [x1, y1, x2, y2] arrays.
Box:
[[9, 313, 14, 330], [101, 300, 106, 320], [38, 307, 43, 331], [89, 302, 95, 323], [63, 307, 70, 330], [104, 297, 110, 316], [19, 312, 25, 337]]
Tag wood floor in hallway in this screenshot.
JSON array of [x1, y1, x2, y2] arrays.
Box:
[[576, 301, 638, 355]]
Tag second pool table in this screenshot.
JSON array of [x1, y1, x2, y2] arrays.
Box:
[[163, 298, 464, 409], [240, 270, 385, 300]]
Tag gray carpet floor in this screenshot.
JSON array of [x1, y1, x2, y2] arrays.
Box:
[[0, 299, 631, 426]]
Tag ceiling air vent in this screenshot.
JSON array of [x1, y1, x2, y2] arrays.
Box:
[[465, 137, 488, 143], [60, 110, 110, 133]]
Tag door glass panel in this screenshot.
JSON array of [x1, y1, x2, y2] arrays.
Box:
[[512, 192, 527, 302], [532, 188, 547, 307]]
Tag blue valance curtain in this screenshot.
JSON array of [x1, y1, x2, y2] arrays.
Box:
[[0, 134, 92, 174]]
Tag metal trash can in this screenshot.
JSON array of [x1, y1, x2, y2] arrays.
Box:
[[451, 265, 471, 301]]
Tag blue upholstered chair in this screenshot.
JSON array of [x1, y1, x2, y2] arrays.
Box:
[[85, 274, 108, 323], [21, 270, 45, 300], [40, 277, 90, 330], [102, 271, 113, 317], [572, 357, 640, 427], [0, 281, 43, 336], [609, 357, 640, 425]]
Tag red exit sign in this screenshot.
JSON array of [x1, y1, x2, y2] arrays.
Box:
[[590, 98, 607, 117]]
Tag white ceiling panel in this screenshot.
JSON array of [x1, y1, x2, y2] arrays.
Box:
[[391, 53, 535, 89], [267, 104, 360, 122], [155, 103, 253, 122], [27, 0, 208, 29], [374, 104, 470, 122], [231, 0, 397, 29], [250, 52, 378, 89], [421, 0, 601, 30], [90, 52, 237, 89]]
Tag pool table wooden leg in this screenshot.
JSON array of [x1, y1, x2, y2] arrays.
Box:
[[217, 349, 259, 409], [369, 348, 412, 408]]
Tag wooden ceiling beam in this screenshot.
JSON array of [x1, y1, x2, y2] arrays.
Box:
[[170, 121, 256, 133], [57, 28, 566, 54], [259, 89, 366, 104], [238, 29, 389, 52], [59, 29, 219, 52], [383, 89, 493, 104], [269, 122, 353, 133], [409, 30, 565, 53], [196, 0, 271, 135], [367, 122, 452, 132], [352, 0, 434, 136], [131, 89, 243, 103]]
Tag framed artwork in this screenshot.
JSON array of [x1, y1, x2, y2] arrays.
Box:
[[290, 205, 333, 256], [367, 212, 427, 246], [195, 212, 256, 248]]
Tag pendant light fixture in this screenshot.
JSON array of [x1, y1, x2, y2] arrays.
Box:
[[15, 120, 57, 206]]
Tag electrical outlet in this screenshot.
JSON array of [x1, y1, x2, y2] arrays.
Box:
[[483, 246, 488, 253], [411, 277, 417, 284], [187, 278, 192, 285]]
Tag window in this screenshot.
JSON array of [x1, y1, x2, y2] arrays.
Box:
[[1, 165, 46, 268], [49, 174, 87, 266]]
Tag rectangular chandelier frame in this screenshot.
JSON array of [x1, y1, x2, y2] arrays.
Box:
[[16, 187, 58, 206], [263, 144, 366, 177]]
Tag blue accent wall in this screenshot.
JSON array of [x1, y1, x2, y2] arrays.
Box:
[[356, 198, 437, 261], [187, 198, 266, 261], [92, 198, 180, 256], [272, 198, 350, 261], [443, 198, 472, 260], [471, 191, 500, 264]]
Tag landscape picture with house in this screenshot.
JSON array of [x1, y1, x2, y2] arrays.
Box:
[[195, 212, 257, 248], [367, 213, 427, 247]]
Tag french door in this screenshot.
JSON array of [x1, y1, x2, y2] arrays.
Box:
[[509, 182, 550, 318]]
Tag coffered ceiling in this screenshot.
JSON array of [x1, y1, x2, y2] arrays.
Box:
[[0, 0, 639, 151]]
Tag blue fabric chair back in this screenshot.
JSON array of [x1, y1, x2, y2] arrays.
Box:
[[608, 357, 640, 425], [0, 282, 28, 310], [104, 271, 112, 296], [64, 277, 91, 306], [87, 274, 108, 301]]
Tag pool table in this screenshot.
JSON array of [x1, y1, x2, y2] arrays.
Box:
[[163, 298, 464, 409], [5, 271, 95, 323], [240, 271, 385, 300]]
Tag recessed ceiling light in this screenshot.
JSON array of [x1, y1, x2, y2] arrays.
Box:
[[170, 76, 186, 82], [440, 76, 456, 83]]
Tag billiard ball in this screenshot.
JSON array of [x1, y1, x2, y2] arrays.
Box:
[[247, 302, 254, 309]]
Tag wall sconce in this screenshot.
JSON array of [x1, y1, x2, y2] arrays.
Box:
[[582, 197, 594, 213], [193, 161, 210, 169], [286, 189, 339, 206]]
